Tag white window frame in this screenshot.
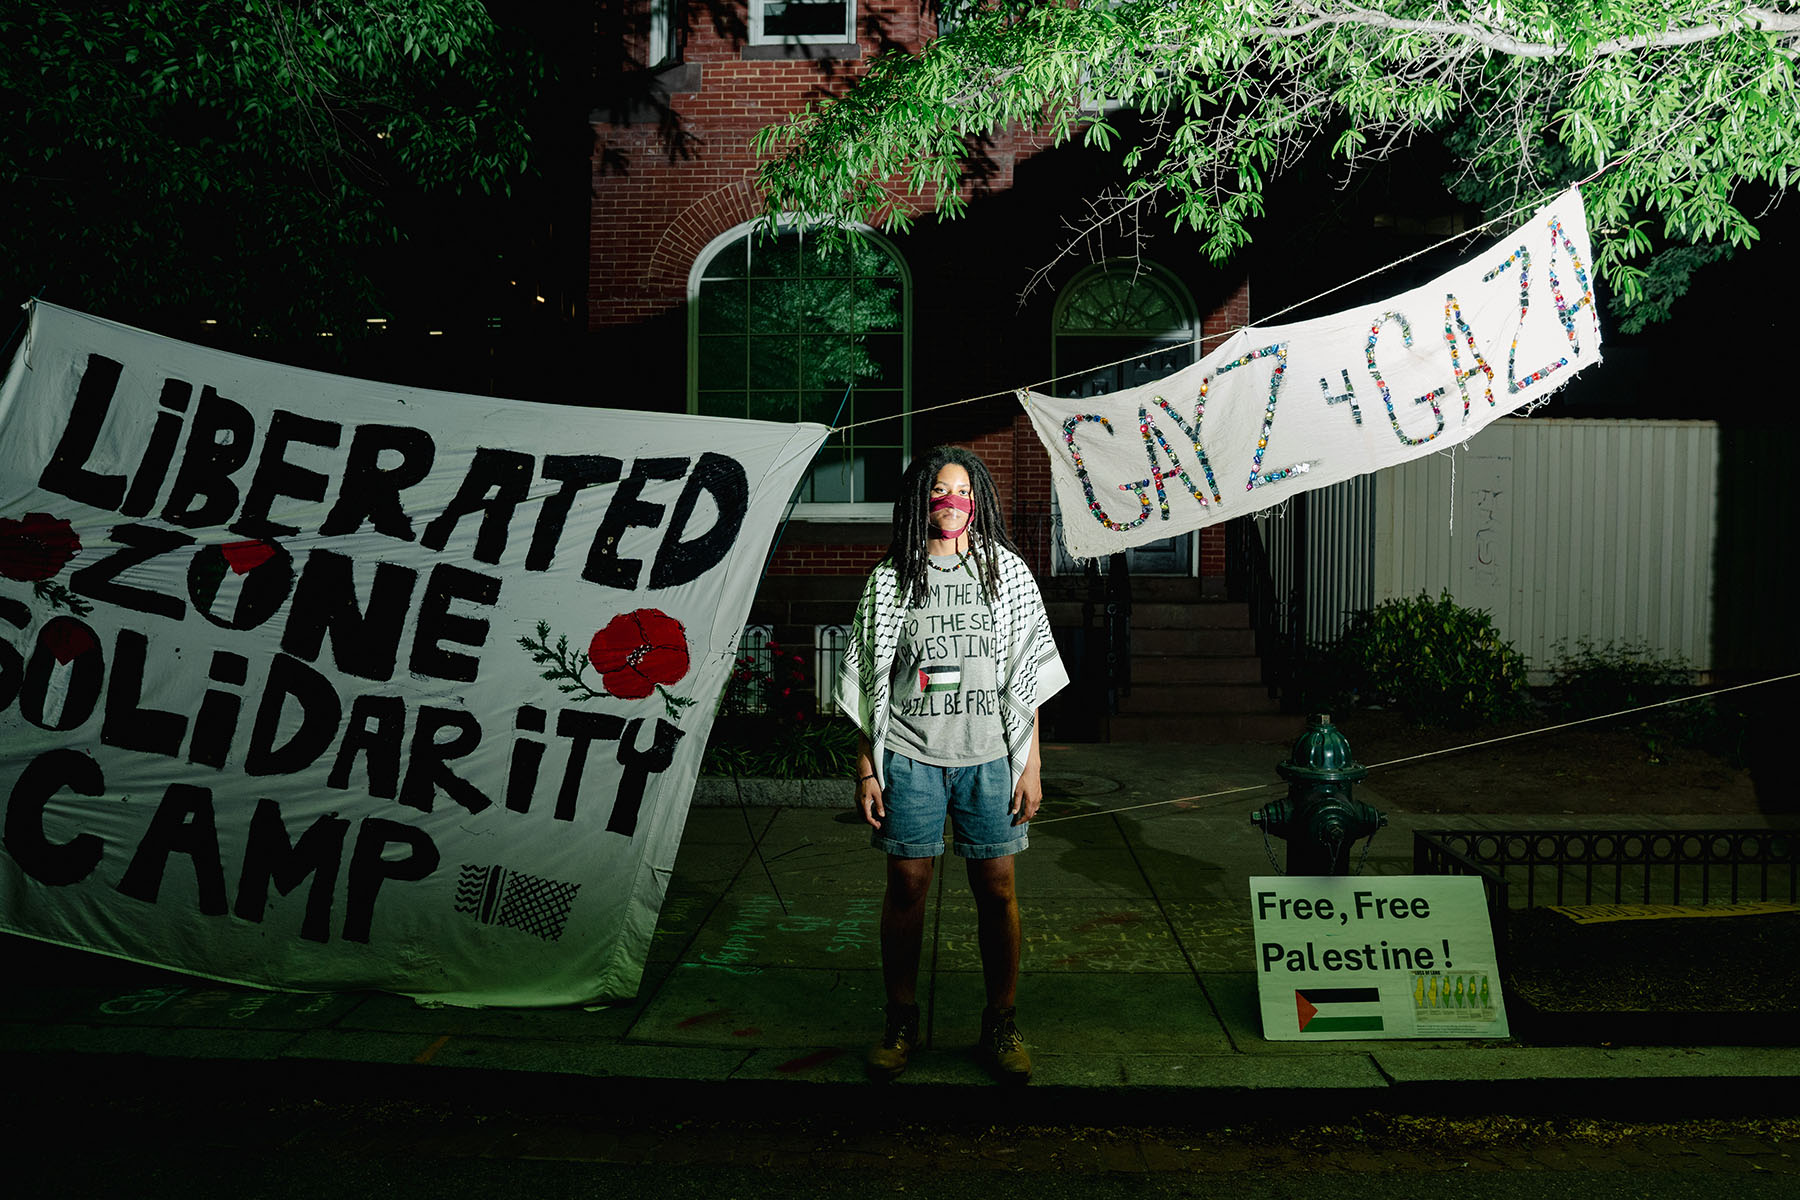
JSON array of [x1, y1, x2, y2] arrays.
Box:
[[749, 0, 856, 46], [814, 624, 850, 709], [686, 218, 910, 522], [646, 0, 674, 69]]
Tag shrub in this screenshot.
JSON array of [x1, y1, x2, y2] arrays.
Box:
[[705, 637, 861, 777], [703, 715, 861, 779], [1548, 639, 1694, 717], [1547, 639, 1741, 764], [1329, 590, 1530, 726]]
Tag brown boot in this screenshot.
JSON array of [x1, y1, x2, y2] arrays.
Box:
[[978, 1005, 1031, 1084], [866, 1002, 919, 1081]]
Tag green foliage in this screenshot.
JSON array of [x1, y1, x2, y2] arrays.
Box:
[[1548, 638, 1696, 718], [0, 0, 542, 334], [703, 716, 863, 780], [1328, 591, 1531, 726], [756, 0, 1800, 324], [707, 636, 860, 777], [1547, 638, 1743, 763], [1606, 245, 1736, 333]]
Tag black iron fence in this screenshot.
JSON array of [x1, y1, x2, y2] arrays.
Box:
[[1415, 827, 1800, 959], [1225, 515, 1294, 695]]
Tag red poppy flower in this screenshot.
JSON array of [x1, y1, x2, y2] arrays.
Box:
[[220, 539, 277, 574], [0, 513, 81, 582], [588, 608, 691, 700], [42, 617, 98, 664]]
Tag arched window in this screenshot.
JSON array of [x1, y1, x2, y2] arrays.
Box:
[[1052, 261, 1200, 395], [690, 224, 909, 511]]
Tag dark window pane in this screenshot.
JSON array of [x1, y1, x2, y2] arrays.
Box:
[[748, 279, 804, 334], [747, 390, 798, 424], [702, 239, 749, 280], [859, 448, 904, 502], [763, 1, 850, 38], [750, 233, 803, 279], [852, 387, 902, 431], [857, 334, 900, 383], [848, 279, 902, 335], [695, 391, 745, 419], [748, 337, 801, 389], [698, 280, 747, 334], [800, 389, 848, 426], [806, 276, 857, 331], [696, 336, 748, 389], [801, 336, 862, 390]]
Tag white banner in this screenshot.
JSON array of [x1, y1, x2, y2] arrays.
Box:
[[1025, 188, 1603, 558], [0, 302, 828, 1006]]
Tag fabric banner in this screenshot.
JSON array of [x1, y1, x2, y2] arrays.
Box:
[[0, 302, 828, 1006], [1024, 188, 1603, 558]]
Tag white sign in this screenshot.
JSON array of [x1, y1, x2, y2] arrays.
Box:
[[0, 302, 829, 1006], [1023, 187, 1602, 558], [1250, 875, 1509, 1039]]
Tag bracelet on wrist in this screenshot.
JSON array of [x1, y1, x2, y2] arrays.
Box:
[[859, 772, 877, 783]]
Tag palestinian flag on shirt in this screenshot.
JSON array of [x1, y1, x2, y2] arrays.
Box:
[[1295, 987, 1383, 1033], [920, 665, 961, 694]]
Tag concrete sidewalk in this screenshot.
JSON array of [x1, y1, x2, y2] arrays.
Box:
[[4, 739, 1798, 1116]]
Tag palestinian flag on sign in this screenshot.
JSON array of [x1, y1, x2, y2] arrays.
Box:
[[919, 665, 961, 694], [1295, 987, 1383, 1033]]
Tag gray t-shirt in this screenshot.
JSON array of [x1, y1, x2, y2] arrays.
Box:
[[884, 556, 1006, 767]]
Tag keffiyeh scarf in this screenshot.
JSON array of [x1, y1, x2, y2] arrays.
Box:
[[836, 544, 1069, 793]]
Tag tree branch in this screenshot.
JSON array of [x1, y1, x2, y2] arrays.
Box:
[[1253, 2, 1800, 59]]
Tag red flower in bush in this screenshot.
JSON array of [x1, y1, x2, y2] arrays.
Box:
[[0, 512, 81, 582], [588, 608, 691, 700]]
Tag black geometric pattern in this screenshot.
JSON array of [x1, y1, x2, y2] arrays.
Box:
[[454, 864, 580, 942]]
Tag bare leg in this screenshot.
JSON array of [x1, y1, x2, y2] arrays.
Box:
[[966, 855, 1020, 1009], [880, 855, 937, 1006]]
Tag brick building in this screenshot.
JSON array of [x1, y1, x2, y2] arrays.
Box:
[[592, 3, 1280, 740]]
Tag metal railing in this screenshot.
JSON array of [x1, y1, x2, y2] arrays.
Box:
[[1415, 827, 1799, 961], [1226, 515, 1295, 695]]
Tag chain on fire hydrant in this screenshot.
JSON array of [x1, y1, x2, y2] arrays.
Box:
[[1251, 713, 1386, 875]]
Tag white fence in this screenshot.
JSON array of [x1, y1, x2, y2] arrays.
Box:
[[1371, 418, 1719, 681]]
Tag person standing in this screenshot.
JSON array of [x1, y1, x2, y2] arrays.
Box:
[[837, 445, 1069, 1083]]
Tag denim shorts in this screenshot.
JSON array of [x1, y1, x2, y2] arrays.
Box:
[[872, 749, 1028, 860]]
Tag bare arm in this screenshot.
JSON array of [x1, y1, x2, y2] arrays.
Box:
[[1011, 708, 1043, 825], [855, 733, 884, 829]]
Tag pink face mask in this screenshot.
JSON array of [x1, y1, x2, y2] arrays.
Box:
[[930, 493, 973, 532]]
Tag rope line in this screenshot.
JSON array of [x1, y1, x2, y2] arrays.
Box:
[[831, 169, 1619, 437], [1356, 671, 1797, 773], [1031, 671, 1794, 827]]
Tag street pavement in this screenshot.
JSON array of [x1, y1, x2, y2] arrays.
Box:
[[4, 738, 1797, 1121]]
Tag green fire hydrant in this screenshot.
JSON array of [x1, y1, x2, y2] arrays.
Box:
[[1251, 713, 1386, 875]]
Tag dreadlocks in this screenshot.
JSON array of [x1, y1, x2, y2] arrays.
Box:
[[885, 445, 1019, 609]]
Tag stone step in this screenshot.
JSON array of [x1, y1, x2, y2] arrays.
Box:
[[1130, 626, 1258, 656], [1104, 711, 1304, 744], [1131, 601, 1253, 629], [1116, 682, 1281, 716], [1129, 655, 1265, 685], [1047, 600, 1252, 630], [1128, 577, 1215, 602]]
